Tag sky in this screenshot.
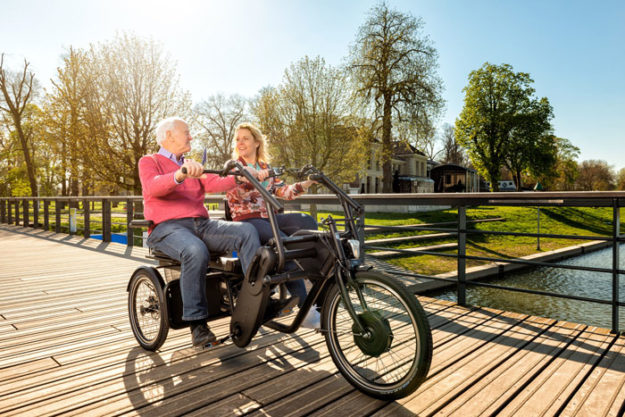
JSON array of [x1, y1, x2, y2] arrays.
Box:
[[1, 0, 624, 169]]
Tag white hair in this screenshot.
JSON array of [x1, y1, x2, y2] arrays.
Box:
[[155, 117, 188, 145]]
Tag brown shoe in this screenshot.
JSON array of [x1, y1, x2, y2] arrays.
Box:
[[190, 322, 217, 346]]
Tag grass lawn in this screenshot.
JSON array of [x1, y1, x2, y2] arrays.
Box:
[[323, 205, 621, 276]]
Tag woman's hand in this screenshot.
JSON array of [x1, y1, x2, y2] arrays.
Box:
[[301, 179, 317, 191], [256, 169, 270, 181]]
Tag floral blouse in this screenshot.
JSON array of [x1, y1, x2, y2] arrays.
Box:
[[226, 158, 307, 221]]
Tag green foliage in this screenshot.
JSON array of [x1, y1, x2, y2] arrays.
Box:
[[253, 56, 367, 185], [455, 63, 554, 191]]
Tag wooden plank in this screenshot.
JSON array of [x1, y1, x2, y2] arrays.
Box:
[[560, 334, 625, 416], [496, 326, 615, 416], [373, 309, 535, 416], [438, 320, 586, 416]]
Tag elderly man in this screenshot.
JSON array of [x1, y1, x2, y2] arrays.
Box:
[[139, 116, 262, 346]]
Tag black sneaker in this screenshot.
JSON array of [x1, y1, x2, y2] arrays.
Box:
[[190, 321, 217, 346]]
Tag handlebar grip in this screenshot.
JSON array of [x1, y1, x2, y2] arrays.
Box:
[[308, 173, 323, 181], [181, 167, 187, 174]]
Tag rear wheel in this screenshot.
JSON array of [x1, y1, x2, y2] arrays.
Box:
[[128, 268, 169, 351], [322, 270, 432, 400]]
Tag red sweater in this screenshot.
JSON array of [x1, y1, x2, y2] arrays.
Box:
[[138, 154, 236, 229]]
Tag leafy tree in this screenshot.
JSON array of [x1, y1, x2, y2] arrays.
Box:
[[253, 56, 367, 184], [533, 136, 579, 191], [504, 98, 555, 190], [576, 160, 615, 191], [456, 62, 553, 191], [0, 54, 39, 196], [193, 94, 248, 169], [348, 2, 444, 192], [616, 168, 625, 191], [44, 47, 90, 196]]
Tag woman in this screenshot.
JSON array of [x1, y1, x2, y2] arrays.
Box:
[[226, 122, 319, 328]]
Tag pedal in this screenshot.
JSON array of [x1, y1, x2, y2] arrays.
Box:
[[201, 334, 231, 349]]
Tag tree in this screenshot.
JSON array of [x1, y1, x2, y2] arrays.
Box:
[[194, 94, 248, 169], [44, 47, 91, 196], [348, 2, 444, 192], [0, 53, 39, 196], [440, 123, 465, 165], [576, 160, 615, 191], [617, 168, 625, 191], [504, 98, 555, 190], [532, 136, 579, 191], [253, 56, 367, 185], [456, 62, 553, 191], [81, 33, 191, 194]]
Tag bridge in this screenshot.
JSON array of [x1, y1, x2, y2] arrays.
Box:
[[2, 223, 625, 416]]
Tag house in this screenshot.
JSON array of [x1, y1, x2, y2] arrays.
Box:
[[351, 140, 434, 193], [430, 164, 480, 193]]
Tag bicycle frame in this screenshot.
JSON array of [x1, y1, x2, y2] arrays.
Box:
[[226, 162, 370, 336]]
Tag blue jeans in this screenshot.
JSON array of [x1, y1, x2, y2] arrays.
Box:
[[147, 217, 260, 321], [243, 213, 318, 307]]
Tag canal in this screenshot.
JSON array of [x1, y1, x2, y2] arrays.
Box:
[[430, 244, 625, 329]]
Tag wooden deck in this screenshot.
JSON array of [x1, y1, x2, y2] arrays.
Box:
[[1, 224, 625, 416]]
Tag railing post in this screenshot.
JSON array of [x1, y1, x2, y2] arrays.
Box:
[[0, 200, 5, 223], [457, 205, 467, 306], [612, 198, 620, 334], [33, 199, 39, 228], [43, 200, 50, 231], [23, 199, 29, 227], [83, 199, 90, 238], [358, 203, 365, 263], [55, 201, 62, 233], [14, 199, 20, 226], [126, 199, 134, 247], [8, 200, 13, 224], [102, 199, 111, 242]]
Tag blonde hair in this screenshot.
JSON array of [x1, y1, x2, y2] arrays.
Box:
[[232, 122, 271, 164]]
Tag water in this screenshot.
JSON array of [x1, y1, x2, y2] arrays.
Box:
[[430, 244, 625, 329], [90, 233, 128, 244]]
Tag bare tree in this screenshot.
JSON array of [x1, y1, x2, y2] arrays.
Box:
[[440, 123, 465, 165], [194, 94, 247, 168], [0, 53, 39, 196], [81, 34, 191, 194], [576, 160, 615, 191], [348, 3, 444, 192]]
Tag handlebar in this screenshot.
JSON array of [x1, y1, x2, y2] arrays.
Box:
[[181, 165, 284, 178], [181, 161, 283, 212]]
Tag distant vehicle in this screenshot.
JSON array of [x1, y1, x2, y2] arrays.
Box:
[[498, 180, 517, 191], [484, 180, 517, 191]]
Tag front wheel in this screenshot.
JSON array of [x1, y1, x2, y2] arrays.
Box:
[[322, 270, 432, 400]]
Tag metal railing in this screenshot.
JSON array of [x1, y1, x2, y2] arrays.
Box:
[[1, 191, 624, 332]]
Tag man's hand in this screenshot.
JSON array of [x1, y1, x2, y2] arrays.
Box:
[[175, 159, 203, 182]]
